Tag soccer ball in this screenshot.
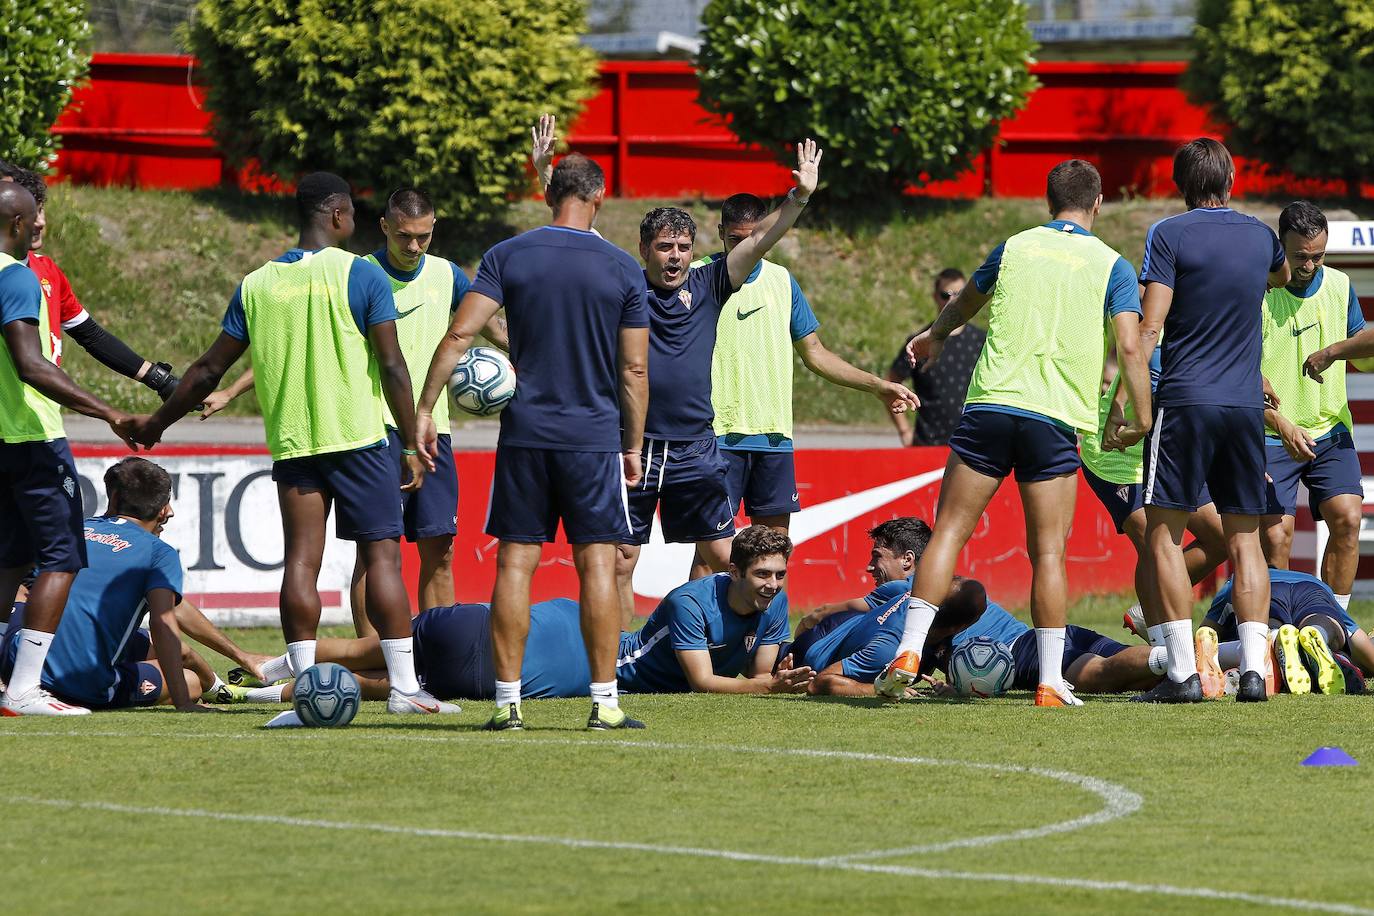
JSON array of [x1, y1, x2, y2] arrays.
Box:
[[449, 346, 516, 417], [948, 637, 1015, 698], [293, 662, 361, 727]]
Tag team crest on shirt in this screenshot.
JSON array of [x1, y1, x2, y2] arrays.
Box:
[[1116, 485, 1130, 503], [678, 289, 692, 310], [63, 477, 75, 499], [139, 679, 157, 696], [744, 632, 757, 653], [39, 278, 52, 299]]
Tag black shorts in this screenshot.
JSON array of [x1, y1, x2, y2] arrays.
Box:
[[272, 441, 403, 541], [486, 445, 632, 544], [411, 603, 493, 700], [627, 438, 735, 544], [388, 428, 458, 542], [1263, 426, 1363, 520], [722, 448, 801, 518], [948, 408, 1080, 482], [0, 438, 86, 572], [1143, 404, 1265, 516]]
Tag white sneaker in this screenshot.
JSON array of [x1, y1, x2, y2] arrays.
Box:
[[387, 688, 460, 715], [1122, 605, 1147, 642], [263, 709, 304, 729], [1, 686, 90, 717]]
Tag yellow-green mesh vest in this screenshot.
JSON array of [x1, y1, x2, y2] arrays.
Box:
[[0, 255, 65, 443], [1260, 267, 1355, 439], [240, 248, 386, 460], [365, 252, 454, 435], [701, 257, 795, 437], [965, 226, 1118, 433], [1079, 375, 1143, 485]]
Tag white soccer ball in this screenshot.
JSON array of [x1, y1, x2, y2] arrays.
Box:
[[948, 637, 1015, 698], [449, 346, 516, 417], [293, 662, 361, 727]]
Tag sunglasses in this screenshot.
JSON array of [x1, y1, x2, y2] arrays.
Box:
[[939, 288, 963, 301]]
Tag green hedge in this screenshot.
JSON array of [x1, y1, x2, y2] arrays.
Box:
[[0, 0, 91, 169]]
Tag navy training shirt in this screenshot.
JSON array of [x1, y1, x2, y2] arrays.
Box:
[[644, 256, 736, 440], [1139, 208, 1286, 409], [470, 226, 650, 452]]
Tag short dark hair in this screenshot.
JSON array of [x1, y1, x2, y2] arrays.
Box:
[[1279, 200, 1327, 242], [934, 268, 965, 290], [721, 193, 767, 227], [1046, 159, 1102, 214], [0, 159, 46, 208], [104, 457, 172, 522], [1172, 138, 1233, 208], [296, 171, 352, 221], [931, 578, 987, 633], [868, 517, 933, 564], [385, 187, 434, 220], [546, 153, 605, 208], [639, 207, 697, 246], [730, 525, 793, 571]]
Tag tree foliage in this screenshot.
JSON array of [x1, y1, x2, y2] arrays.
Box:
[[0, 0, 91, 169], [696, 0, 1037, 200], [1186, 0, 1374, 183], [186, 0, 598, 221]]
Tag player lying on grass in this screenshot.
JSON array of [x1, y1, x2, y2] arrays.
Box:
[[789, 518, 1170, 696], [219, 526, 816, 711], [0, 458, 227, 712]]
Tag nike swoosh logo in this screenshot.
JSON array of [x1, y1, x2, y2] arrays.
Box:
[[397, 305, 423, 319], [716, 519, 732, 530], [1292, 322, 1318, 336], [631, 468, 946, 598], [736, 306, 766, 320], [24, 639, 42, 647]]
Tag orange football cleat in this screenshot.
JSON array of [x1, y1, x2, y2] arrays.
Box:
[[1034, 683, 1083, 707], [874, 651, 922, 699], [1194, 627, 1225, 698]]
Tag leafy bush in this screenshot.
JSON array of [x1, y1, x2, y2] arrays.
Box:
[[1187, 0, 1374, 187], [186, 0, 598, 222], [0, 0, 91, 169], [696, 0, 1037, 200]]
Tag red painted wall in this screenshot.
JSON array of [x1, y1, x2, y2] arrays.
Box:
[[52, 55, 1363, 200]]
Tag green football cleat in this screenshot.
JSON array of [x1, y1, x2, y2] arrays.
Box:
[[226, 667, 290, 689], [482, 703, 524, 731], [204, 682, 251, 704], [1298, 626, 1344, 695], [586, 703, 645, 730], [1273, 624, 1311, 695]]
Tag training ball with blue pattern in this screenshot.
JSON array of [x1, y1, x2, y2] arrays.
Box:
[[948, 637, 1015, 698], [449, 346, 516, 417], [293, 662, 362, 727]]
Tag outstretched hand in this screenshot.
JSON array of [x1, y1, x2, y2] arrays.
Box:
[[875, 380, 920, 415], [906, 329, 942, 369], [1303, 347, 1336, 383], [792, 138, 823, 198], [769, 654, 815, 694], [113, 414, 159, 451], [531, 113, 556, 183]]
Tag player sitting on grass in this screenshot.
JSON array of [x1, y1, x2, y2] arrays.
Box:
[[0, 458, 218, 712], [223, 526, 816, 708], [1200, 567, 1370, 696]]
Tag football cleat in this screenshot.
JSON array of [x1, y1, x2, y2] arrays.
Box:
[[1194, 626, 1226, 698], [1272, 625, 1311, 695], [1235, 670, 1267, 702], [587, 703, 645, 730], [1122, 606, 1147, 642], [227, 667, 289, 689], [203, 682, 250, 704], [1297, 626, 1343, 695], [483, 703, 524, 731], [1222, 668, 1240, 696], [263, 710, 304, 728], [387, 689, 460, 715], [1132, 673, 1204, 703], [875, 651, 922, 700], [1264, 636, 1279, 696], [0, 687, 90, 717], [1033, 683, 1083, 707], [1333, 653, 1367, 695]]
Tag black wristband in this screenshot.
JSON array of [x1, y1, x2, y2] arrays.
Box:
[[143, 361, 179, 401]]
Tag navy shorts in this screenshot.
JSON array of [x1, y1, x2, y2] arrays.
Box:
[[1084, 467, 1214, 534], [628, 438, 735, 544], [272, 441, 403, 542], [948, 408, 1080, 482], [487, 445, 631, 544], [388, 429, 458, 542], [722, 448, 801, 518], [1009, 626, 1128, 690], [0, 438, 86, 572], [0, 620, 161, 709], [1263, 425, 1363, 520], [1143, 404, 1265, 516], [412, 603, 493, 701], [1207, 581, 1359, 642]]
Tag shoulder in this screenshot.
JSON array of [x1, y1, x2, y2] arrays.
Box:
[[0, 261, 41, 299], [348, 255, 390, 283], [1146, 211, 1191, 240]]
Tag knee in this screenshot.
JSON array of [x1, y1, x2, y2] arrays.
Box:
[[420, 537, 455, 568], [1325, 507, 1363, 542]]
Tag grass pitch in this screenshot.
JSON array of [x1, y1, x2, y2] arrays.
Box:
[[4, 595, 1373, 915]]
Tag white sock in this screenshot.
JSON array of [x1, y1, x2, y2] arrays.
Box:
[[1218, 640, 1242, 670], [1035, 627, 1066, 689], [260, 653, 292, 683], [1147, 646, 1169, 676], [286, 640, 316, 676], [1162, 619, 1195, 683], [247, 684, 286, 703], [1146, 623, 1167, 650], [1335, 593, 1352, 611], [208, 674, 226, 693], [381, 637, 421, 694], [591, 680, 619, 710], [494, 679, 521, 708], [1237, 621, 1269, 676], [6, 628, 54, 697], [896, 596, 939, 656]]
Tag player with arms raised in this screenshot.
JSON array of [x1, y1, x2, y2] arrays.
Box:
[[878, 160, 1153, 707]]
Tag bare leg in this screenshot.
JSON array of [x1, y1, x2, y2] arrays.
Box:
[[688, 546, 713, 582], [1260, 513, 1295, 568], [1145, 506, 1193, 623], [1018, 473, 1078, 630], [695, 537, 731, 574], [315, 635, 384, 669], [417, 535, 456, 611], [20, 570, 77, 635], [749, 513, 790, 532], [1318, 493, 1362, 596], [1184, 503, 1229, 582], [178, 641, 219, 692], [0, 566, 24, 623], [349, 550, 376, 638], [357, 538, 410, 640], [1225, 514, 1270, 627], [1067, 646, 1162, 692], [573, 542, 620, 684], [278, 484, 329, 643], [491, 541, 541, 682], [615, 543, 640, 628]]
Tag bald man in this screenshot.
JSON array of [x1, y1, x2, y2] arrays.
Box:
[[0, 183, 135, 716]]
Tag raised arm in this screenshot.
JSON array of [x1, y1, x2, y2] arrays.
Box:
[[724, 139, 823, 290], [531, 113, 557, 193]]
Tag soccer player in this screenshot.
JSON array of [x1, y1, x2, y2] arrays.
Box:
[[0, 183, 137, 716], [0, 458, 217, 711], [121, 172, 452, 719], [413, 154, 651, 731], [879, 160, 1153, 707], [0, 161, 181, 400], [1132, 139, 1290, 703], [1259, 202, 1372, 609], [694, 192, 918, 544]]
